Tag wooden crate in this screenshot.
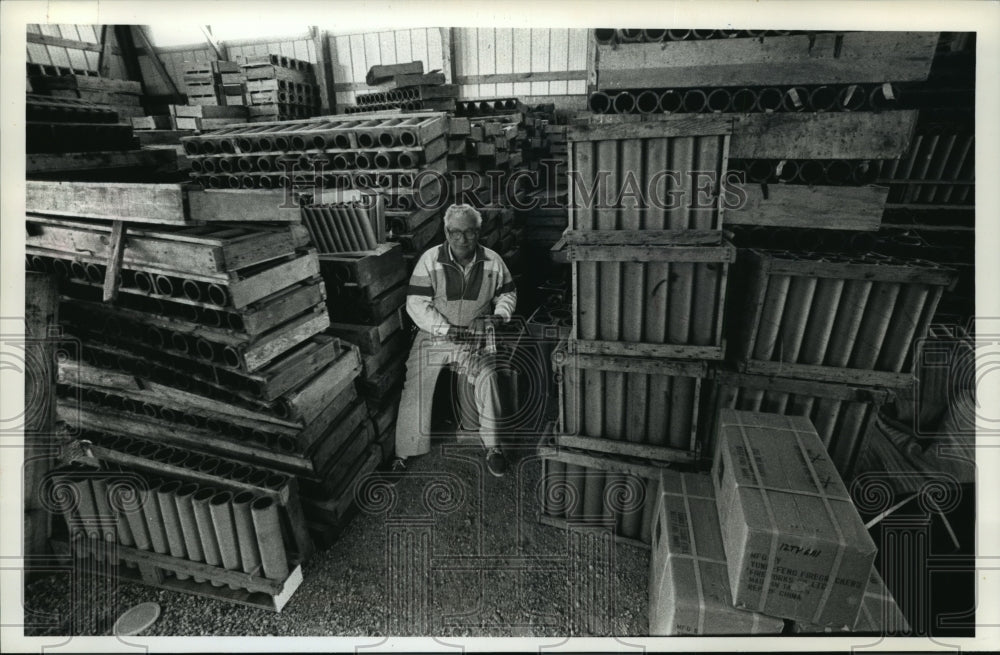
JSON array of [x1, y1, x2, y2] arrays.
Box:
[[554, 343, 706, 463], [705, 368, 892, 477], [563, 232, 735, 360], [731, 249, 958, 387], [327, 306, 408, 355]]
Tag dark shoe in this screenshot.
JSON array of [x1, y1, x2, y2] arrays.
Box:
[[385, 457, 407, 485], [485, 448, 507, 478]]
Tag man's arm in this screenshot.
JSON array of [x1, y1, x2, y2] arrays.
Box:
[[405, 252, 452, 336], [491, 255, 517, 321]]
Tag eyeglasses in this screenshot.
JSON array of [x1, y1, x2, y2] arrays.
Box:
[[446, 228, 480, 240]]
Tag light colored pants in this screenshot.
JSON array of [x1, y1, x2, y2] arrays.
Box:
[[394, 331, 502, 459]]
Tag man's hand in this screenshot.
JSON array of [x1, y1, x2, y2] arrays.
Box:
[[467, 314, 502, 339]]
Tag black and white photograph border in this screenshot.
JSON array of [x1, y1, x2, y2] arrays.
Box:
[[1, 0, 999, 652]]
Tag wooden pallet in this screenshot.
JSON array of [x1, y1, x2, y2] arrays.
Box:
[[51, 537, 302, 612]]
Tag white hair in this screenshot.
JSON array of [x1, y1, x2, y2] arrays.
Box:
[[443, 204, 483, 228]]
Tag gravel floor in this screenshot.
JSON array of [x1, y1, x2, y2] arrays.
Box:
[[24, 435, 650, 637]]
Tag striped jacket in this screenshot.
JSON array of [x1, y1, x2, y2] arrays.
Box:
[[406, 242, 517, 336]]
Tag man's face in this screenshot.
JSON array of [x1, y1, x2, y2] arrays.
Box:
[[445, 212, 481, 260]]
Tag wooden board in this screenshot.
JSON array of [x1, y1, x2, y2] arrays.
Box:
[[569, 338, 725, 361], [730, 111, 918, 160], [727, 184, 888, 231], [739, 360, 916, 389], [26, 181, 187, 224], [282, 344, 362, 426], [597, 32, 939, 89], [327, 308, 406, 354], [553, 434, 699, 464], [26, 148, 178, 174], [188, 188, 302, 223]]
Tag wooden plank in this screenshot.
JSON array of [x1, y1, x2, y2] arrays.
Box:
[[457, 70, 588, 85], [366, 60, 423, 85], [243, 309, 331, 372], [740, 360, 915, 389], [568, 114, 732, 141], [752, 252, 958, 286], [26, 181, 187, 224], [597, 32, 939, 89], [229, 254, 321, 309], [561, 230, 723, 246], [728, 184, 888, 231], [27, 31, 103, 53], [710, 368, 892, 404], [554, 434, 698, 463], [26, 149, 177, 174], [31, 73, 142, 94], [187, 189, 302, 223], [567, 244, 735, 263], [559, 351, 707, 377], [571, 338, 724, 361], [101, 222, 126, 302], [537, 445, 667, 480], [730, 111, 919, 160]]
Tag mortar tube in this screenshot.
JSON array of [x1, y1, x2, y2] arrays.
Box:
[[222, 345, 241, 369], [354, 152, 372, 170], [145, 326, 166, 350], [318, 207, 347, 251], [207, 283, 228, 306], [227, 176, 242, 189], [667, 29, 691, 40], [356, 132, 376, 149], [681, 89, 707, 113], [181, 279, 202, 302], [374, 151, 396, 169], [120, 478, 152, 550], [611, 91, 635, 114], [876, 283, 930, 373], [809, 85, 838, 112], [51, 258, 69, 278], [730, 88, 757, 112], [756, 87, 784, 112], [192, 487, 225, 587], [84, 262, 104, 283], [231, 491, 262, 574], [218, 157, 234, 173], [642, 29, 666, 42], [852, 161, 879, 185], [273, 136, 291, 151], [209, 491, 241, 588], [824, 160, 853, 184], [70, 260, 87, 280], [706, 88, 732, 112], [195, 338, 216, 362], [594, 29, 617, 45], [751, 274, 791, 360], [776, 160, 799, 182], [170, 332, 191, 354], [154, 275, 174, 296], [201, 140, 217, 155], [201, 158, 218, 173], [333, 133, 351, 149], [232, 465, 254, 482], [348, 202, 379, 248], [219, 140, 236, 155], [668, 377, 696, 449], [849, 281, 901, 369], [377, 131, 397, 148], [208, 175, 226, 189], [824, 279, 874, 367], [797, 160, 826, 185], [588, 92, 612, 114], [235, 137, 254, 153], [154, 480, 189, 579], [183, 140, 200, 155], [259, 176, 275, 189], [837, 84, 865, 111], [264, 474, 289, 491], [635, 90, 661, 114], [138, 483, 169, 555], [798, 277, 845, 365], [776, 276, 819, 363], [290, 135, 307, 151], [250, 496, 289, 580]]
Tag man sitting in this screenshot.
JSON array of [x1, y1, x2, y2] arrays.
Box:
[[391, 204, 517, 478]]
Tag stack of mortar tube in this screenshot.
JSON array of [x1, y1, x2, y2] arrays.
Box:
[[454, 98, 522, 116], [588, 83, 904, 115], [48, 461, 292, 588]]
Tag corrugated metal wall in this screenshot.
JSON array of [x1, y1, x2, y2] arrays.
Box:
[[453, 28, 589, 99], [328, 28, 447, 106], [26, 24, 128, 79]]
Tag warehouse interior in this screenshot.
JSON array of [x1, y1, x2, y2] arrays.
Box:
[[17, 23, 979, 640]]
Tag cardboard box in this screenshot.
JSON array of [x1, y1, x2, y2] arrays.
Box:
[[712, 409, 877, 628], [650, 469, 784, 636], [792, 569, 910, 634]]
